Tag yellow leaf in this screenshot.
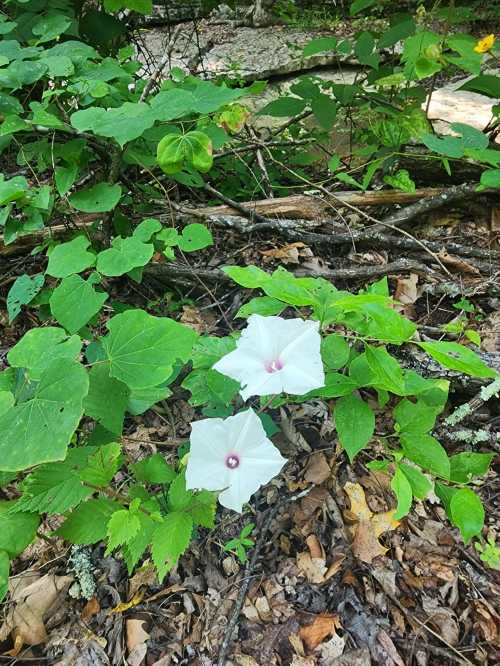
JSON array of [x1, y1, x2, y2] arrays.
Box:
[[110, 591, 144, 614], [474, 34, 495, 53]]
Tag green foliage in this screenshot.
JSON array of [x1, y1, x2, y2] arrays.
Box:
[[223, 522, 255, 563], [0, 0, 498, 600]]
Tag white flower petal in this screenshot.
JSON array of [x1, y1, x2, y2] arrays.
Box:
[[214, 314, 325, 400], [185, 409, 287, 512], [185, 418, 230, 491]]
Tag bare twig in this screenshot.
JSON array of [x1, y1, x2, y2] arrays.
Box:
[[139, 25, 183, 102], [217, 489, 310, 666]]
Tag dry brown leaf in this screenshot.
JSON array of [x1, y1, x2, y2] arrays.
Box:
[[394, 273, 419, 317], [324, 554, 346, 581], [473, 600, 499, 643], [344, 482, 399, 564], [0, 573, 73, 647], [234, 655, 261, 666], [299, 614, 341, 651], [126, 617, 150, 653], [260, 242, 309, 265], [129, 563, 157, 598], [81, 596, 100, 621], [291, 656, 316, 666], [180, 305, 214, 333], [296, 551, 327, 584], [289, 632, 306, 656], [317, 633, 346, 663], [306, 535, 324, 559], [421, 598, 459, 645], [304, 452, 331, 485], [436, 251, 481, 275]]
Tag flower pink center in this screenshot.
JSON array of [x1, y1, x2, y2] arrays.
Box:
[[225, 453, 240, 469], [265, 358, 284, 373]]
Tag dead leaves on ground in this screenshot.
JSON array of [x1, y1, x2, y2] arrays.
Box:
[[344, 482, 399, 564], [0, 572, 73, 650]]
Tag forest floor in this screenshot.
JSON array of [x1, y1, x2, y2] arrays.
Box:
[[0, 7, 500, 666]]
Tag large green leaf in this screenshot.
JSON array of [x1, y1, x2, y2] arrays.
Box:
[[0, 501, 39, 557], [46, 236, 96, 278], [56, 497, 120, 544], [365, 345, 405, 395], [390, 467, 413, 519], [334, 393, 375, 461], [459, 74, 500, 99], [69, 182, 122, 213], [7, 273, 44, 322], [0, 359, 88, 471], [400, 433, 450, 479], [102, 309, 197, 389], [96, 236, 153, 277], [71, 102, 157, 147], [84, 364, 129, 434], [449, 452, 494, 483], [8, 327, 81, 380], [157, 131, 213, 175], [450, 488, 484, 544], [417, 341, 497, 378], [50, 274, 107, 333]]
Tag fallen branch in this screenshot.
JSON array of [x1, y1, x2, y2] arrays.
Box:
[[146, 258, 438, 288], [378, 182, 493, 230]]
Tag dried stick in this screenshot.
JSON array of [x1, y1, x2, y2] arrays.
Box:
[[217, 489, 309, 666], [139, 25, 182, 102]]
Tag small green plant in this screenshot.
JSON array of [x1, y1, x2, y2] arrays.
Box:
[[223, 522, 255, 563], [475, 533, 500, 570]]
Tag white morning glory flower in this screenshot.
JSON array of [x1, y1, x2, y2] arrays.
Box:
[[213, 314, 325, 400], [185, 408, 287, 512]]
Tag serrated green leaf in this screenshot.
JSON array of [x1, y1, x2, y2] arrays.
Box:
[[0, 501, 39, 557], [0, 359, 88, 471], [334, 393, 375, 461], [391, 467, 413, 519], [46, 236, 96, 278], [127, 384, 172, 416], [400, 433, 450, 479], [152, 512, 193, 581], [80, 442, 122, 487], [182, 368, 239, 407], [69, 182, 122, 213], [103, 309, 197, 389], [8, 327, 81, 381], [191, 336, 237, 370], [132, 454, 175, 485], [50, 274, 108, 334], [450, 488, 484, 544], [84, 364, 129, 434], [7, 273, 44, 323], [417, 341, 497, 378], [14, 463, 91, 514], [106, 508, 141, 554], [56, 498, 120, 544], [123, 513, 156, 574]]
